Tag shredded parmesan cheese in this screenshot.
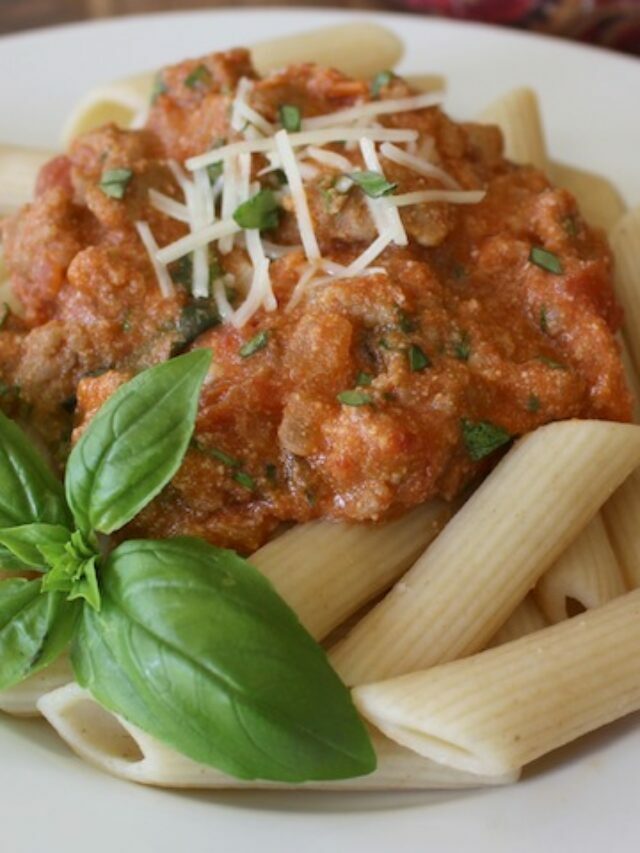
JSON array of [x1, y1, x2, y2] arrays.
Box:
[[359, 138, 407, 247], [213, 277, 235, 323], [304, 146, 352, 171], [156, 219, 241, 265], [135, 221, 174, 298], [388, 189, 486, 207], [301, 92, 441, 130], [231, 258, 270, 328], [380, 142, 460, 190], [148, 189, 190, 223], [345, 231, 394, 276], [274, 130, 320, 262]]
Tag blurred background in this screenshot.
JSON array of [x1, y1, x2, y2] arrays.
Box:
[[1, 0, 639, 54]]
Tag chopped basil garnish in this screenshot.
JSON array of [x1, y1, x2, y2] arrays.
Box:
[[408, 345, 431, 372], [539, 306, 549, 333], [530, 246, 564, 275], [184, 64, 211, 89], [527, 395, 541, 413], [99, 168, 133, 200], [453, 331, 471, 361], [461, 419, 512, 461], [397, 309, 416, 333], [233, 470, 256, 491], [279, 104, 301, 133], [371, 70, 394, 98], [347, 170, 397, 199], [239, 330, 269, 359], [150, 73, 167, 104], [207, 447, 241, 468], [233, 189, 280, 231], [356, 371, 373, 387], [174, 300, 220, 353], [337, 390, 373, 407], [265, 463, 278, 483], [171, 255, 192, 287], [537, 355, 565, 370]]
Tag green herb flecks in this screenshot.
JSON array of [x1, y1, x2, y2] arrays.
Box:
[[408, 345, 431, 372], [99, 168, 133, 200], [397, 309, 416, 333], [453, 331, 472, 362], [184, 64, 212, 89], [337, 390, 373, 407], [174, 300, 220, 353], [233, 470, 256, 491], [461, 418, 512, 461], [370, 70, 394, 98], [530, 246, 564, 275], [207, 162, 223, 183], [150, 73, 167, 104], [239, 330, 269, 359], [265, 463, 278, 483], [347, 170, 397, 199], [562, 216, 578, 237], [527, 395, 541, 413], [537, 355, 566, 370], [356, 371, 373, 387], [233, 189, 280, 231], [279, 104, 301, 133], [539, 306, 549, 333]]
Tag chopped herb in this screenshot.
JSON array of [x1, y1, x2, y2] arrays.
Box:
[[356, 371, 373, 387], [337, 390, 373, 407], [239, 330, 269, 359], [527, 395, 541, 413], [397, 309, 416, 333], [171, 255, 193, 287], [347, 170, 397, 199], [378, 337, 394, 351], [539, 305, 549, 333], [265, 463, 278, 483], [208, 447, 241, 468], [184, 64, 212, 89], [452, 263, 467, 280], [453, 331, 472, 361], [0, 302, 9, 329], [305, 490, 317, 507], [207, 162, 223, 183], [530, 246, 564, 275], [99, 168, 133, 200], [461, 419, 512, 461], [408, 345, 431, 372], [209, 253, 224, 283], [562, 216, 578, 237], [371, 70, 394, 98], [233, 470, 256, 491], [0, 381, 13, 397], [279, 104, 301, 133], [150, 73, 167, 104], [174, 299, 220, 352], [537, 355, 565, 370], [233, 189, 280, 231], [320, 187, 336, 211]]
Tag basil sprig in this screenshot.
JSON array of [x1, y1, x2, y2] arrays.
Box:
[[0, 349, 375, 782]]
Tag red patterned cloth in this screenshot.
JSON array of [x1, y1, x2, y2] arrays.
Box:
[[395, 1, 640, 55]]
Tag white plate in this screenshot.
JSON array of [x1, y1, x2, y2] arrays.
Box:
[[1, 9, 639, 853]]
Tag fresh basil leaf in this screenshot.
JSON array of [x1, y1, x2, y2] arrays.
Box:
[[347, 171, 397, 199], [233, 190, 280, 231], [65, 350, 211, 535], [461, 419, 512, 461], [72, 537, 376, 782], [67, 556, 101, 612], [0, 579, 79, 690], [337, 390, 373, 407], [0, 523, 70, 570], [0, 412, 71, 536], [41, 531, 101, 610]]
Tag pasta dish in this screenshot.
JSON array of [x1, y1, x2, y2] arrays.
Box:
[[0, 20, 639, 791]]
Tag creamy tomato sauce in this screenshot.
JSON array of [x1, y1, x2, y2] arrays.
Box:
[[0, 50, 631, 552]]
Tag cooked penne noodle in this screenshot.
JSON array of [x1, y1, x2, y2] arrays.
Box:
[[602, 469, 640, 590], [0, 144, 55, 214], [534, 513, 626, 624], [550, 162, 626, 233], [250, 501, 450, 641], [330, 420, 640, 686], [61, 22, 403, 144], [486, 594, 547, 648], [610, 208, 640, 378], [353, 589, 640, 777], [37, 683, 518, 790], [477, 87, 549, 172], [619, 335, 640, 423], [0, 655, 73, 717]]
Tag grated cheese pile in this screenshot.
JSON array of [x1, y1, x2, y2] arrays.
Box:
[[138, 81, 487, 326]]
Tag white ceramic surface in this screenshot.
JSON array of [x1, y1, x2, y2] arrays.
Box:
[[0, 9, 639, 853]]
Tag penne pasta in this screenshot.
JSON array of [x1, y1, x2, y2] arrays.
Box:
[[0, 655, 73, 717], [0, 144, 55, 215], [353, 589, 640, 777], [477, 87, 549, 172], [486, 594, 547, 648], [330, 420, 640, 686], [609, 208, 640, 379], [37, 683, 518, 790], [534, 513, 627, 624], [61, 22, 403, 144], [550, 162, 626, 233], [602, 469, 640, 590], [250, 501, 450, 641]]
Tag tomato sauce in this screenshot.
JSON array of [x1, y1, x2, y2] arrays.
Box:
[[0, 50, 631, 553]]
